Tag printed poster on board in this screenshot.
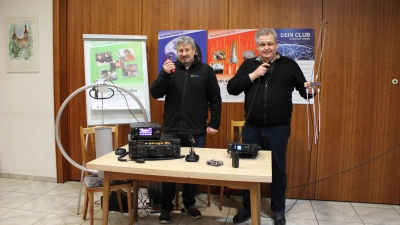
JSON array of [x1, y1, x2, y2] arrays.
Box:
[[157, 29, 315, 104], [83, 35, 151, 125]]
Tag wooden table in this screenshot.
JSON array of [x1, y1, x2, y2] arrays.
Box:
[[86, 146, 272, 225]]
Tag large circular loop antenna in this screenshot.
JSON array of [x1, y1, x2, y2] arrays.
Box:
[[55, 83, 148, 173]]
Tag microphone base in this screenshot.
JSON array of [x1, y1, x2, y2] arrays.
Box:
[[185, 154, 199, 162]]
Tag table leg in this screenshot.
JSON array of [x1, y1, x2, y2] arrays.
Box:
[[133, 179, 138, 222], [250, 182, 261, 225], [102, 172, 110, 225]]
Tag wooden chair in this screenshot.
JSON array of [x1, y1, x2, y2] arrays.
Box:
[[80, 125, 133, 225], [231, 120, 245, 143], [206, 119, 245, 211]]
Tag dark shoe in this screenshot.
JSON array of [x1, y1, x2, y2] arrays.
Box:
[[159, 209, 171, 224], [274, 212, 286, 225], [184, 206, 202, 219], [233, 209, 251, 223]]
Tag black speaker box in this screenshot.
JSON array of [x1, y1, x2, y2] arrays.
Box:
[[100, 190, 128, 213]]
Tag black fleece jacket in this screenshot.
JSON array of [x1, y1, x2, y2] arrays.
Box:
[[227, 54, 310, 126], [151, 57, 222, 135]]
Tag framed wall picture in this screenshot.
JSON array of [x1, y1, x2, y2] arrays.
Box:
[[4, 16, 39, 72]]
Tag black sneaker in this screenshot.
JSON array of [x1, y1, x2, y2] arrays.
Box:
[[184, 206, 202, 219], [233, 209, 251, 223], [159, 209, 171, 224], [274, 212, 286, 225]]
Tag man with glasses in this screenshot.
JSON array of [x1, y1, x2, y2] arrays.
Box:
[[227, 28, 314, 225]]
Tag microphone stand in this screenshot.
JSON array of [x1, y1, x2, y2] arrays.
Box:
[[189, 138, 195, 154], [185, 135, 199, 162]]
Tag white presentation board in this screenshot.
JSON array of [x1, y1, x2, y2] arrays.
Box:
[[83, 34, 151, 125]]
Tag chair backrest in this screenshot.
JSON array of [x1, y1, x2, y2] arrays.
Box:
[[80, 125, 119, 174], [230, 119, 245, 142]]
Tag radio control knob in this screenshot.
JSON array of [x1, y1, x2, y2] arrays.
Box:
[[134, 128, 139, 137], [165, 146, 172, 154], [148, 146, 157, 156], [154, 130, 161, 138]]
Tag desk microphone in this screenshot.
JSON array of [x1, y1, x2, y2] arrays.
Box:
[[185, 135, 199, 162], [188, 135, 195, 145]]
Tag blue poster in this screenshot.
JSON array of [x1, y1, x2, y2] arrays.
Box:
[[276, 28, 315, 60], [157, 30, 208, 73]]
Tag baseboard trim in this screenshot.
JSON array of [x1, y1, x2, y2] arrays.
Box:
[[0, 173, 57, 183]]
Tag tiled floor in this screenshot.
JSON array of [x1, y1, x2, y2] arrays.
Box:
[[0, 178, 399, 225]]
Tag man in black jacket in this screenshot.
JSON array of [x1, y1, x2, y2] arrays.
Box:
[[227, 28, 314, 225], [151, 35, 222, 224]]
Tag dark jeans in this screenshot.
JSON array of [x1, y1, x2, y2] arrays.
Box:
[[161, 134, 206, 210], [241, 124, 290, 214]]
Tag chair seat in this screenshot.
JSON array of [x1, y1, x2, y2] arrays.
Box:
[[84, 175, 131, 188], [84, 175, 103, 188]]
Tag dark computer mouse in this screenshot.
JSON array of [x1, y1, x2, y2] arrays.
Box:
[[135, 158, 145, 163]]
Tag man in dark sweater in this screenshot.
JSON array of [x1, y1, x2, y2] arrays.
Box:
[[227, 28, 314, 225], [151, 35, 222, 224]]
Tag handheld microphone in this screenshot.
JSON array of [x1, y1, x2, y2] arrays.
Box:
[[168, 54, 175, 73], [264, 61, 272, 69], [158, 42, 176, 73]]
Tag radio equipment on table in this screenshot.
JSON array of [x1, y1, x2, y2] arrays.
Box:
[[227, 142, 261, 158], [129, 122, 181, 159], [129, 134, 181, 159], [130, 122, 161, 140]]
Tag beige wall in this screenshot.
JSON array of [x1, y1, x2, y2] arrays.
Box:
[[0, 0, 56, 181]]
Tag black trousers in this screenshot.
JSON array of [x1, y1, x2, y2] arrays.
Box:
[[161, 182, 197, 210], [241, 124, 290, 214], [160, 134, 206, 210]]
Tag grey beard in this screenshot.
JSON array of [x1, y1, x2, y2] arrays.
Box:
[[180, 58, 194, 67]]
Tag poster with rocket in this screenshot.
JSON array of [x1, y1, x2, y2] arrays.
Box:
[[207, 29, 258, 78], [207, 29, 258, 102]]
